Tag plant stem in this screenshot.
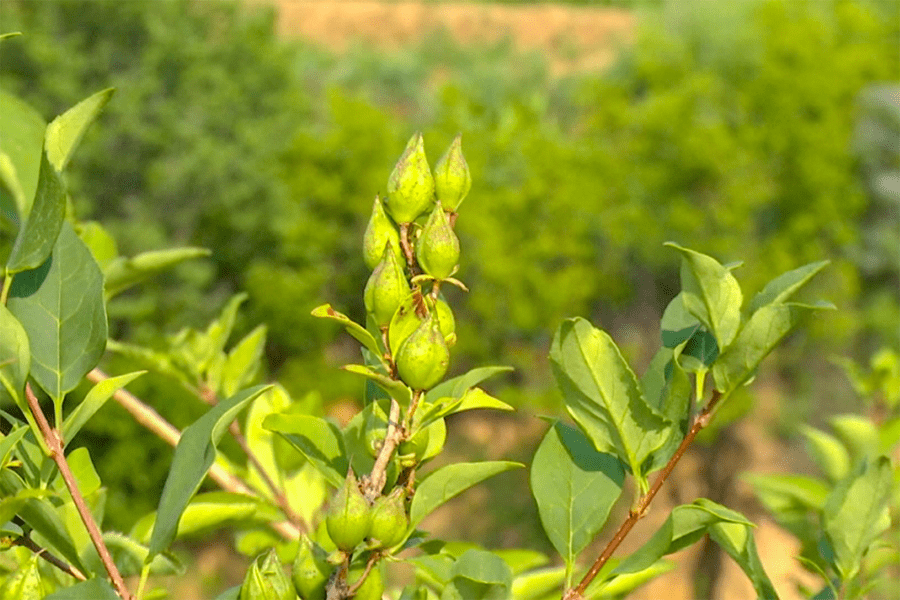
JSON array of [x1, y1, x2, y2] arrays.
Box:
[[86, 368, 301, 540], [25, 384, 133, 600], [345, 552, 379, 597], [364, 396, 404, 501], [564, 390, 724, 600], [13, 533, 86, 581]]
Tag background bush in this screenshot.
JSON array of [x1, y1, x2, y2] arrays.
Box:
[[2, 0, 897, 530]]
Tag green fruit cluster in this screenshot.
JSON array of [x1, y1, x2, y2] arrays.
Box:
[[361, 133, 469, 392]]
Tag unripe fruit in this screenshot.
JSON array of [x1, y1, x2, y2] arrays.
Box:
[[363, 403, 389, 458], [347, 563, 384, 600], [386, 133, 435, 223], [433, 296, 456, 346], [364, 242, 410, 327], [398, 426, 431, 467], [388, 291, 424, 356], [434, 134, 471, 211], [363, 195, 403, 270], [395, 310, 450, 391], [416, 204, 459, 281], [292, 536, 331, 600], [325, 471, 372, 552], [240, 549, 293, 600], [368, 488, 409, 549]]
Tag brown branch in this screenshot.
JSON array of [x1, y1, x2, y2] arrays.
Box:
[[86, 369, 301, 541], [345, 553, 379, 597], [564, 390, 724, 600], [25, 384, 132, 600], [13, 532, 87, 582], [363, 397, 404, 501]]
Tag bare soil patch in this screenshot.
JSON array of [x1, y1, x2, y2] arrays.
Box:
[[254, 1, 635, 75]]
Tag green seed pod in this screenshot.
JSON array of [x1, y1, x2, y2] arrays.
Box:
[[433, 296, 456, 345], [416, 204, 459, 280], [291, 536, 331, 600], [386, 133, 435, 223], [395, 310, 450, 391], [434, 134, 471, 211], [398, 426, 431, 467], [240, 549, 294, 600], [347, 563, 384, 600], [363, 403, 389, 458], [388, 291, 425, 356], [325, 471, 372, 552], [363, 195, 403, 270], [368, 488, 409, 549], [364, 242, 410, 327]]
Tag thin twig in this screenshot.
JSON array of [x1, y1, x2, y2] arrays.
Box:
[[564, 390, 724, 600], [13, 533, 87, 581], [364, 397, 404, 501], [25, 384, 132, 600], [86, 369, 301, 540], [345, 552, 379, 597]]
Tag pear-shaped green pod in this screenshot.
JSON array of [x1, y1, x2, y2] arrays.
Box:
[[363, 195, 403, 270], [240, 549, 294, 600], [325, 471, 372, 552], [395, 310, 450, 391], [433, 296, 455, 343], [368, 488, 409, 549], [398, 426, 431, 468], [388, 291, 425, 356], [416, 204, 459, 280], [347, 563, 384, 600], [386, 133, 435, 223], [364, 242, 410, 327], [434, 134, 471, 211], [291, 536, 331, 600]]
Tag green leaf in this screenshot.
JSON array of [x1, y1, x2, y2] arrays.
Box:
[[0, 556, 45, 600], [410, 461, 523, 528], [749, 260, 830, 313], [665, 243, 742, 349], [530, 421, 624, 572], [613, 499, 754, 576], [132, 492, 272, 545], [823, 456, 892, 581], [62, 371, 145, 444], [585, 560, 674, 599], [442, 549, 512, 600], [0, 90, 45, 218], [453, 387, 514, 413], [639, 347, 691, 473], [44, 88, 115, 172], [511, 566, 566, 600], [828, 414, 879, 463], [708, 520, 779, 600], [103, 247, 210, 299], [0, 425, 28, 468], [8, 222, 107, 405], [0, 304, 30, 411], [425, 366, 513, 403], [0, 470, 86, 573], [43, 578, 119, 600], [742, 473, 829, 513], [342, 364, 412, 405], [213, 586, 241, 600], [799, 425, 851, 482], [550, 317, 669, 482], [147, 384, 269, 559], [660, 293, 700, 348], [311, 304, 385, 364], [84, 532, 184, 577], [712, 302, 833, 397], [5, 149, 65, 273], [0, 150, 28, 225], [262, 413, 348, 489], [220, 325, 266, 397]]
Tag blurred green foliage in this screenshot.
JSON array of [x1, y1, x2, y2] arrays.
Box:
[[1, 0, 897, 528]]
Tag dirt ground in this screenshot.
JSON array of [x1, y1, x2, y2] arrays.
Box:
[[251, 0, 635, 75]]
